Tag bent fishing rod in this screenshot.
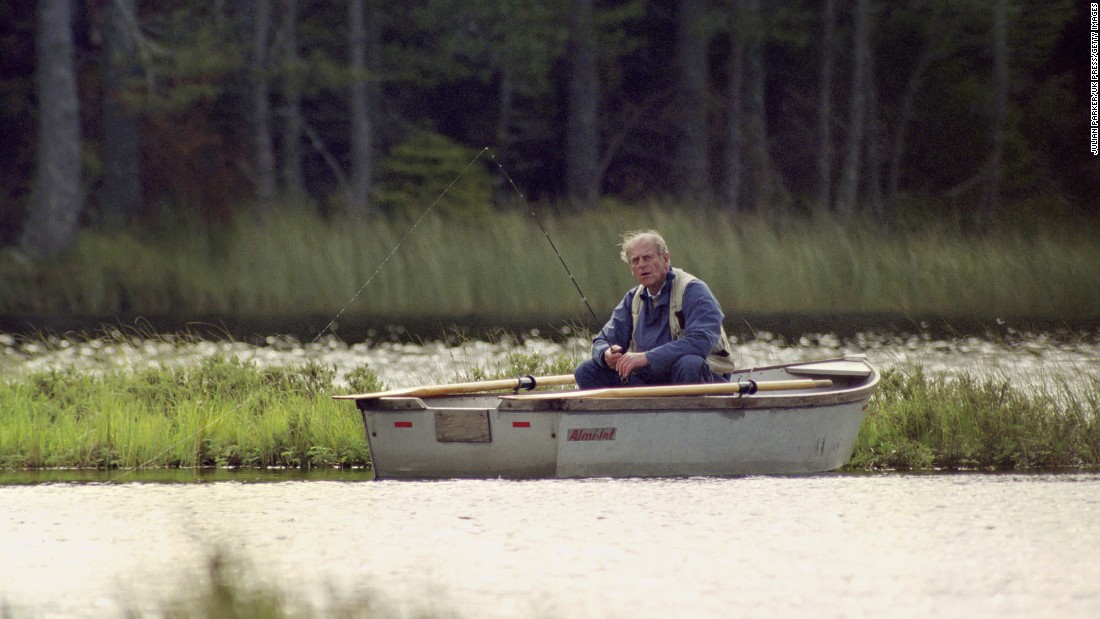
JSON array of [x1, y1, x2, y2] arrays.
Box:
[[488, 151, 602, 327]]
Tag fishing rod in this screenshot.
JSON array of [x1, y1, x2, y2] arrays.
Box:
[[111, 147, 597, 481], [311, 147, 494, 343], [117, 149, 500, 480], [488, 151, 602, 327]]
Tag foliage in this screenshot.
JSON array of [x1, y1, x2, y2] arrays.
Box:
[[2, 341, 1100, 472], [124, 549, 414, 619], [1, 0, 1094, 239], [451, 346, 582, 384], [0, 354, 368, 470], [345, 363, 386, 394], [849, 367, 1100, 471], [370, 132, 494, 220]]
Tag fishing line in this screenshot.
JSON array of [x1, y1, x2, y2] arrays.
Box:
[[108, 148, 493, 482], [488, 152, 602, 327], [311, 146, 493, 343]]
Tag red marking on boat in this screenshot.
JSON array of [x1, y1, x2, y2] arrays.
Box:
[[567, 427, 617, 441], [512, 421, 531, 428], [394, 421, 413, 428]]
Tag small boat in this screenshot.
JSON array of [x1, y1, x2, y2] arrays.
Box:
[[334, 355, 879, 479]]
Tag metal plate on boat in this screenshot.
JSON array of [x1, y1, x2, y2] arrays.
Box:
[[434, 410, 492, 443]]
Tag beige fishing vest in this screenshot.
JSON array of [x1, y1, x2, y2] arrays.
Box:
[[629, 267, 737, 374]]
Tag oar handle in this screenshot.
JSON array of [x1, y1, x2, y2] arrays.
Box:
[[333, 374, 576, 400]]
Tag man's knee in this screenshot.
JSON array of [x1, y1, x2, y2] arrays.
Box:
[[575, 359, 618, 389], [670, 355, 724, 384]]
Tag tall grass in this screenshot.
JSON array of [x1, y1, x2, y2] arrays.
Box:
[[0, 336, 581, 471], [852, 366, 1100, 470], [1, 332, 1098, 471], [1, 204, 1097, 320], [0, 355, 372, 470]]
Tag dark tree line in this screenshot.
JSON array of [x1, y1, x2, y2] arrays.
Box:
[[0, 0, 1093, 259]]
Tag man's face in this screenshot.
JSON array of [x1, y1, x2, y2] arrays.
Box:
[[627, 239, 671, 293]]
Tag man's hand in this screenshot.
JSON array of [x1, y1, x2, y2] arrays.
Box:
[[614, 351, 649, 379], [602, 344, 624, 367], [603, 345, 649, 379]]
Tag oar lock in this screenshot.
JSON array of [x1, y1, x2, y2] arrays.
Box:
[[514, 375, 540, 393], [736, 380, 758, 396]]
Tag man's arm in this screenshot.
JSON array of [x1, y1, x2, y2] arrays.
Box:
[[642, 280, 723, 375], [590, 290, 635, 368]]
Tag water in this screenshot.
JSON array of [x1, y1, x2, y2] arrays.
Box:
[[3, 324, 1098, 389], [2, 327, 1099, 617], [1, 473, 1098, 618]]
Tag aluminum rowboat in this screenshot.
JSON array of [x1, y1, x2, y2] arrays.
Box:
[[343, 355, 878, 479]]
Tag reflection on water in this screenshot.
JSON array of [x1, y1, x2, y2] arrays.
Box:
[[0, 474, 1098, 618], [2, 324, 1098, 389]]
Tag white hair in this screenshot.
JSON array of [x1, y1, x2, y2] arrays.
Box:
[[619, 230, 668, 263]]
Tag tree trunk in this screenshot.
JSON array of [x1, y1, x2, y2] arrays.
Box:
[[723, 0, 745, 213], [674, 0, 711, 204], [250, 0, 277, 212], [101, 0, 142, 228], [20, 0, 82, 260], [815, 0, 835, 214], [278, 0, 305, 199], [566, 0, 600, 205], [836, 0, 869, 220], [494, 62, 515, 200], [744, 0, 772, 214], [348, 0, 373, 220], [887, 44, 933, 207], [985, 0, 1008, 229], [864, 28, 882, 219]]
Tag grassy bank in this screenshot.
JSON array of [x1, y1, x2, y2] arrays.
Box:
[[0, 355, 373, 470], [2, 205, 1098, 321], [854, 367, 1100, 470], [0, 345, 578, 471], [1, 346, 1098, 472]]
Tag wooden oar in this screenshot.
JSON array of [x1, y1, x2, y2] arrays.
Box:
[[501, 378, 832, 400], [332, 374, 576, 400]]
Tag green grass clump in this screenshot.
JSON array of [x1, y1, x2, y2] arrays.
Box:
[[450, 345, 582, 383], [0, 355, 374, 470], [849, 367, 1100, 470], [128, 549, 417, 619]]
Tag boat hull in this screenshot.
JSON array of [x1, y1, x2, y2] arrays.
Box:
[[354, 356, 878, 479]]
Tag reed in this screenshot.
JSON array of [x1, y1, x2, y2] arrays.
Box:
[[0, 355, 371, 470], [850, 366, 1100, 470], [2, 339, 1099, 471], [1, 205, 1097, 320], [0, 333, 581, 471], [97, 549, 429, 619]]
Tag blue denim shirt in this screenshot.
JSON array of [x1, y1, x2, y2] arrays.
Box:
[[590, 270, 724, 377]]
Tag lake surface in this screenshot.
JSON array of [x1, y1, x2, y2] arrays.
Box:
[[2, 325, 1099, 617], [1, 473, 1099, 618], [4, 321, 1099, 389]]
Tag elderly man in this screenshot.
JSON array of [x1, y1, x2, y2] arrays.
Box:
[[574, 230, 736, 389]]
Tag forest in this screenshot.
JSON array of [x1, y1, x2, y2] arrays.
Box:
[[0, 0, 1096, 323]]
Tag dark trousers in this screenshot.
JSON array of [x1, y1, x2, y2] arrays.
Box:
[[574, 354, 728, 389]]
